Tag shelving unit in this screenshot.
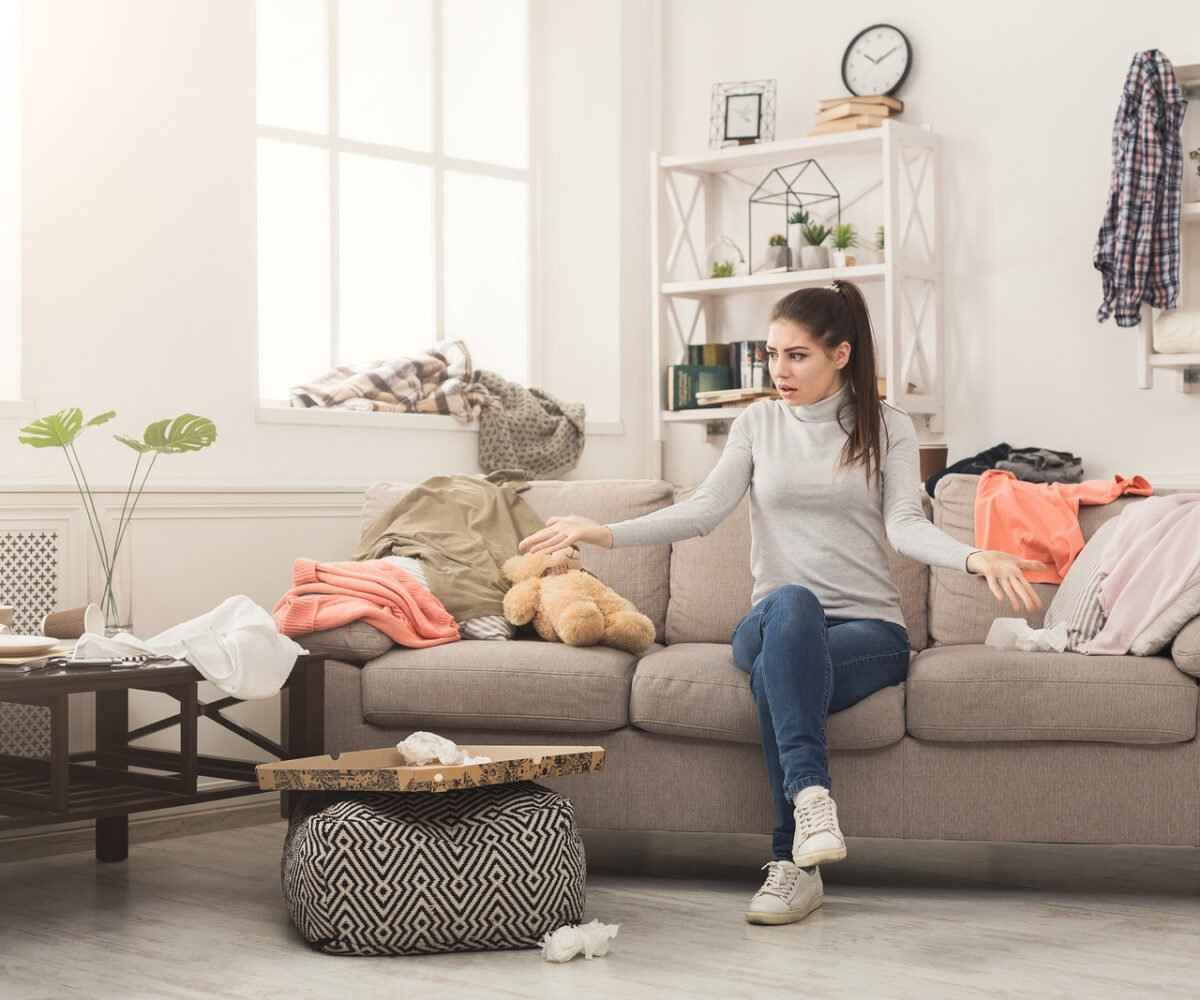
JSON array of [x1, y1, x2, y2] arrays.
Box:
[[1136, 61, 1200, 392], [649, 120, 944, 473]]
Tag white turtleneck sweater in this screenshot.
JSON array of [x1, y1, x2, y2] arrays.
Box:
[[608, 384, 979, 629]]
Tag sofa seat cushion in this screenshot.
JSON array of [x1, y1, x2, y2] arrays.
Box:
[[907, 644, 1199, 744], [361, 639, 649, 734], [629, 643, 907, 751]]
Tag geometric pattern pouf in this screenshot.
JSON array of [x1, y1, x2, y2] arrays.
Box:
[[281, 781, 586, 956]]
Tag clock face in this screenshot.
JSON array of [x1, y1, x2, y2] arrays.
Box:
[[841, 24, 911, 97]]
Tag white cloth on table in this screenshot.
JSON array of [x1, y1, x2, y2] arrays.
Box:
[[74, 595, 304, 699]]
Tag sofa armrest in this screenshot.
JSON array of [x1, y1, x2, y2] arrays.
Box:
[[1171, 617, 1200, 678]]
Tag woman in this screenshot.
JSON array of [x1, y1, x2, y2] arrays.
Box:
[[518, 281, 1046, 925]]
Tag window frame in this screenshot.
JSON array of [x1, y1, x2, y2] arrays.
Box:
[[253, 0, 541, 411]]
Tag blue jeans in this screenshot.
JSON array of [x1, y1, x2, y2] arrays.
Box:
[[731, 584, 910, 860]]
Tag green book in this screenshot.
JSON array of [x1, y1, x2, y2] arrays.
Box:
[[666, 365, 732, 410]]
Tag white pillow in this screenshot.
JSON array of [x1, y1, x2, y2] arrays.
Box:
[[1130, 578, 1200, 656]]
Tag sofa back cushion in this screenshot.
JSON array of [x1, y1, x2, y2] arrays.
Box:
[[928, 473, 1159, 645], [664, 487, 932, 650], [361, 479, 674, 644]]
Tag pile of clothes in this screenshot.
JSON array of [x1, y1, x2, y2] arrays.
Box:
[[971, 466, 1200, 658], [926, 442, 1085, 496], [272, 470, 545, 648], [290, 340, 586, 479]]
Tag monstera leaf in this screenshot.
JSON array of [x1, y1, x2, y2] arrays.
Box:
[[18, 408, 116, 448], [115, 414, 217, 455]]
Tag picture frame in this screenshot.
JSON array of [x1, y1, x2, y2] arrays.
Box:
[[709, 79, 777, 150]]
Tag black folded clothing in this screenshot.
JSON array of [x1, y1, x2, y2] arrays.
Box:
[[925, 443, 1084, 496]]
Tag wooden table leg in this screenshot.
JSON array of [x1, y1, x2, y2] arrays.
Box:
[[280, 656, 325, 820], [95, 688, 129, 863], [96, 815, 128, 863]]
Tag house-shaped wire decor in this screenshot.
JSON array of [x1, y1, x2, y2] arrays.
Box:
[[748, 160, 841, 273]]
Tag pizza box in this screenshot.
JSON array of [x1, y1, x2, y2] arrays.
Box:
[[256, 744, 606, 794]]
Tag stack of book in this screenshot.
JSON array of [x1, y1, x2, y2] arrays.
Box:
[[666, 364, 732, 410], [808, 95, 902, 136]]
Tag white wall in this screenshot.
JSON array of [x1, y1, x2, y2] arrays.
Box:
[[3, 0, 644, 490], [659, 0, 1200, 487]]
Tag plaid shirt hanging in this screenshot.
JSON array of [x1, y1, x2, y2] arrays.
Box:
[[1094, 50, 1189, 328]]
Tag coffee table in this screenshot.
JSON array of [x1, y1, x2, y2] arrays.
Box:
[[0, 653, 325, 862]]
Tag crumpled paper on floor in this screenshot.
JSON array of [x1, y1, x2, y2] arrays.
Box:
[[540, 919, 620, 962], [395, 730, 492, 766], [985, 617, 1069, 653]]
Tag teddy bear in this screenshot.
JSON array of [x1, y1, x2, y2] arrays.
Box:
[[500, 547, 655, 654]]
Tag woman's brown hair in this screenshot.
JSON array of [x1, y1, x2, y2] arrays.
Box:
[[769, 279, 889, 487]]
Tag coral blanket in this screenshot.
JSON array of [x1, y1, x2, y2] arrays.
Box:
[[974, 469, 1153, 584], [273, 558, 460, 648], [1080, 494, 1200, 654]]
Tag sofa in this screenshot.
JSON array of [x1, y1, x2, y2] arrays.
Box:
[[321, 475, 1200, 852]]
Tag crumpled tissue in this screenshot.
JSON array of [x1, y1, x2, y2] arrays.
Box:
[[75, 595, 304, 699], [985, 617, 1069, 653], [540, 919, 620, 963], [395, 731, 492, 766]]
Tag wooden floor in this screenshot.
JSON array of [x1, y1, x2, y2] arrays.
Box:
[[2, 821, 1199, 1000]]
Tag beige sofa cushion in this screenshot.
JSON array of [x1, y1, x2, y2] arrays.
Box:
[[629, 643, 907, 751], [907, 644, 1198, 744], [664, 489, 931, 650], [928, 474, 1151, 645], [362, 479, 674, 644], [361, 638, 648, 733]]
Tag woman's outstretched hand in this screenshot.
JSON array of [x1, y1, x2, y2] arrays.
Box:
[[966, 550, 1049, 613], [518, 515, 613, 555]]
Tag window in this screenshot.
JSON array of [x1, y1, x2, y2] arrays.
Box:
[[255, 0, 532, 403], [0, 0, 19, 401]]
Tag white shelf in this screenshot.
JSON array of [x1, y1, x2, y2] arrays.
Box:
[[662, 263, 887, 299], [1147, 353, 1200, 369], [662, 406, 758, 423], [658, 121, 931, 174]]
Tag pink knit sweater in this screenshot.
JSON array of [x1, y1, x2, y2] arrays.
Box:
[[273, 558, 460, 648]]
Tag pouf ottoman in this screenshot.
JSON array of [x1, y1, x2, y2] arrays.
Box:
[[281, 780, 586, 956]]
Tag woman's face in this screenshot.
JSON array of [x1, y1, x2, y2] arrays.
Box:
[[766, 319, 850, 406]]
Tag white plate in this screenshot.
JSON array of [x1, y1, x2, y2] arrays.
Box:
[[0, 635, 61, 656]]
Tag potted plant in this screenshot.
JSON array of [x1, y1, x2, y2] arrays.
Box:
[[711, 260, 735, 278], [787, 209, 810, 266], [767, 233, 789, 270], [18, 409, 217, 635], [830, 223, 859, 268], [799, 223, 830, 270]]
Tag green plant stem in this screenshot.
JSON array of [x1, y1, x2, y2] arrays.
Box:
[[109, 452, 159, 587], [60, 443, 112, 582], [110, 453, 142, 571]]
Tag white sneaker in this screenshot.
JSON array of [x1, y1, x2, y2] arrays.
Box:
[[791, 785, 847, 867], [744, 860, 823, 925]]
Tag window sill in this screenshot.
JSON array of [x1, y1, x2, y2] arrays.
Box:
[[0, 399, 36, 420], [255, 402, 624, 436]]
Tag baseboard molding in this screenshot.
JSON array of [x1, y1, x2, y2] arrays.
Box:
[[0, 790, 284, 864]]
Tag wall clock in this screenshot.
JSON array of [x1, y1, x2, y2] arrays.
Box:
[[841, 24, 912, 97]]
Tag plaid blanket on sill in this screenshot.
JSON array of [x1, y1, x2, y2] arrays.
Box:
[[1094, 49, 1189, 329], [290, 340, 490, 421], [290, 340, 586, 477]]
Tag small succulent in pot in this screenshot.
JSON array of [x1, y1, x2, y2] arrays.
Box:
[[786, 208, 811, 261], [711, 260, 735, 278], [767, 233, 790, 269], [830, 223, 859, 268], [798, 223, 830, 270]]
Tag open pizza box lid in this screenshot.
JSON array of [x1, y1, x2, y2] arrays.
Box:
[[256, 744, 606, 794]]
